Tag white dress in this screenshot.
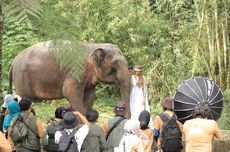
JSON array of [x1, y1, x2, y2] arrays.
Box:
[[130, 75, 145, 120]]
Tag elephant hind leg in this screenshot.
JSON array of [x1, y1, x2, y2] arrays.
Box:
[[62, 77, 85, 114]]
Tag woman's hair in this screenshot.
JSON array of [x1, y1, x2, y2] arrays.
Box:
[[162, 97, 173, 111], [193, 102, 210, 118], [137, 75, 144, 88], [134, 65, 144, 88], [138, 110, 150, 130]]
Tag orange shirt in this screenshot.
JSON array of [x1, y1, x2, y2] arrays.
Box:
[[139, 128, 153, 152], [153, 110, 174, 149], [183, 118, 222, 152]]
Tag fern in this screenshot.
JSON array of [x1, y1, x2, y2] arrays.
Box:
[[49, 40, 86, 80], [3, 0, 42, 23]]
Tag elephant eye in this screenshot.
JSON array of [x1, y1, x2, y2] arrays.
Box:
[[108, 67, 117, 75]]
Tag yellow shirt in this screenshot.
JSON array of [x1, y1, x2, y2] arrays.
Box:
[[183, 118, 222, 152]]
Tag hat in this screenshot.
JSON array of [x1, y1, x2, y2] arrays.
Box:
[[60, 112, 79, 129], [114, 101, 126, 116], [2, 94, 14, 108], [162, 97, 173, 110], [7, 101, 20, 115], [138, 110, 150, 129], [19, 98, 32, 111]]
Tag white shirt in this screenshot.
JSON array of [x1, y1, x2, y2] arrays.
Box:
[[55, 124, 89, 151]]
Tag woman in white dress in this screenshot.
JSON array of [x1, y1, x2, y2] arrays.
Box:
[[130, 65, 148, 120]]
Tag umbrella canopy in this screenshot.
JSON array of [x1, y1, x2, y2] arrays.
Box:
[[174, 76, 224, 123]]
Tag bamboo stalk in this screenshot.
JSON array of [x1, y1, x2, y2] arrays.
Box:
[[222, 24, 227, 70], [206, 14, 214, 79], [192, 0, 207, 76], [214, 0, 222, 86]]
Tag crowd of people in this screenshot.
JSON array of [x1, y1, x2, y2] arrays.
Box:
[[0, 64, 223, 152]]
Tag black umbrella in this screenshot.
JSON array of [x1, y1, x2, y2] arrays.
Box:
[[174, 76, 224, 123]]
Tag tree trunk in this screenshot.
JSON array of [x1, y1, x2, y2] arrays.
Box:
[[0, 4, 3, 98], [223, 1, 230, 89]]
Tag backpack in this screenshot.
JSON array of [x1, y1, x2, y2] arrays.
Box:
[[44, 120, 64, 151], [160, 114, 182, 152], [58, 129, 79, 152], [11, 114, 29, 143]]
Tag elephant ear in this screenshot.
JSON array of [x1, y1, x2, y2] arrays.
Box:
[[90, 48, 106, 66]]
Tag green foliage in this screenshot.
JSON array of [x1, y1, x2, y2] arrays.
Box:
[[2, 17, 38, 94], [2, 0, 42, 23], [217, 89, 230, 130]]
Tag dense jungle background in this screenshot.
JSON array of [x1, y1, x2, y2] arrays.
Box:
[[0, 0, 230, 129]]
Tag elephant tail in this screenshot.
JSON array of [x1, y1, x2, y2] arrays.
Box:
[[8, 64, 13, 94]]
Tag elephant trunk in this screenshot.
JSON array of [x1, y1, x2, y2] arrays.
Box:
[[118, 75, 131, 118]]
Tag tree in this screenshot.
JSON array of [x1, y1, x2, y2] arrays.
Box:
[[0, 3, 3, 97], [0, 0, 42, 97]]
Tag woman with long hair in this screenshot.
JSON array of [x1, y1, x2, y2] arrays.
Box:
[[130, 65, 148, 120]]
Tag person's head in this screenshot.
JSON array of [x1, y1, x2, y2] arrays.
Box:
[[193, 102, 210, 118], [60, 112, 79, 129], [124, 119, 140, 135], [134, 65, 144, 88], [113, 101, 126, 117], [161, 97, 173, 111], [55, 106, 64, 119], [128, 65, 134, 75], [86, 109, 99, 122], [138, 110, 150, 130], [19, 97, 32, 112], [2, 94, 14, 108], [7, 101, 20, 115], [133, 65, 142, 76]]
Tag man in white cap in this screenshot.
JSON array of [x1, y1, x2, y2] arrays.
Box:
[[0, 94, 14, 132]]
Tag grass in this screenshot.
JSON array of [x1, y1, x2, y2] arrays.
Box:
[[32, 98, 116, 127]]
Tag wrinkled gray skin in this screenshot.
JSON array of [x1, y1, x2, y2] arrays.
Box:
[[9, 41, 131, 114]]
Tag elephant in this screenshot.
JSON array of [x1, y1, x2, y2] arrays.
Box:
[[9, 41, 131, 114]]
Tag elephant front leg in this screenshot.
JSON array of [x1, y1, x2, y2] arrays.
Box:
[[83, 86, 96, 110], [62, 77, 85, 114]]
